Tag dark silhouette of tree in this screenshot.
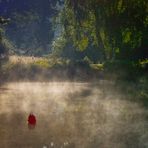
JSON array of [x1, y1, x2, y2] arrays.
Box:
[[57, 0, 148, 61], [0, 16, 10, 60]]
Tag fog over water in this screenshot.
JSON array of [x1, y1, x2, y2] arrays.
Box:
[[0, 81, 148, 148]]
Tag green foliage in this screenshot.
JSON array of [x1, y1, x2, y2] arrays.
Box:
[[33, 59, 50, 68], [122, 28, 132, 44], [0, 17, 10, 25], [52, 36, 67, 56], [83, 56, 93, 64], [76, 37, 89, 51], [0, 18, 10, 64], [57, 0, 148, 61], [90, 63, 104, 71], [139, 59, 148, 69]]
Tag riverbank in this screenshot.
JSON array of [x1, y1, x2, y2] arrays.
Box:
[[0, 56, 147, 108]]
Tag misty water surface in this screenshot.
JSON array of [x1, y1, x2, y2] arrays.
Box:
[[0, 82, 148, 148]]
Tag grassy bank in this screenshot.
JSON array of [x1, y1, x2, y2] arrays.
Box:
[[0, 56, 148, 108], [1, 56, 147, 81], [0, 56, 103, 82]]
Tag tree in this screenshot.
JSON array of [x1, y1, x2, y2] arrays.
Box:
[[57, 0, 148, 61], [0, 0, 61, 55], [0, 16, 10, 58]]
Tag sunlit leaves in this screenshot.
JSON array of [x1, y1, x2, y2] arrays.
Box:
[[122, 27, 142, 49], [76, 36, 89, 51], [57, 0, 147, 60], [51, 36, 67, 56], [122, 28, 132, 44], [117, 0, 125, 13], [144, 16, 148, 27]]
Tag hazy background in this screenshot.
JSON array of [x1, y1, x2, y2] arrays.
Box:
[[0, 0, 148, 147]]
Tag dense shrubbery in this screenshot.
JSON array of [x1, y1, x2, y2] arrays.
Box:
[[104, 59, 148, 81]]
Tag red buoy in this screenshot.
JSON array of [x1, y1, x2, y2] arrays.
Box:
[[28, 113, 36, 129]]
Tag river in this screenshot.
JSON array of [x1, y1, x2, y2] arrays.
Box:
[[0, 82, 148, 148]]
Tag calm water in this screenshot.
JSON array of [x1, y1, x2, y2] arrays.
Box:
[[0, 82, 148, 148]]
